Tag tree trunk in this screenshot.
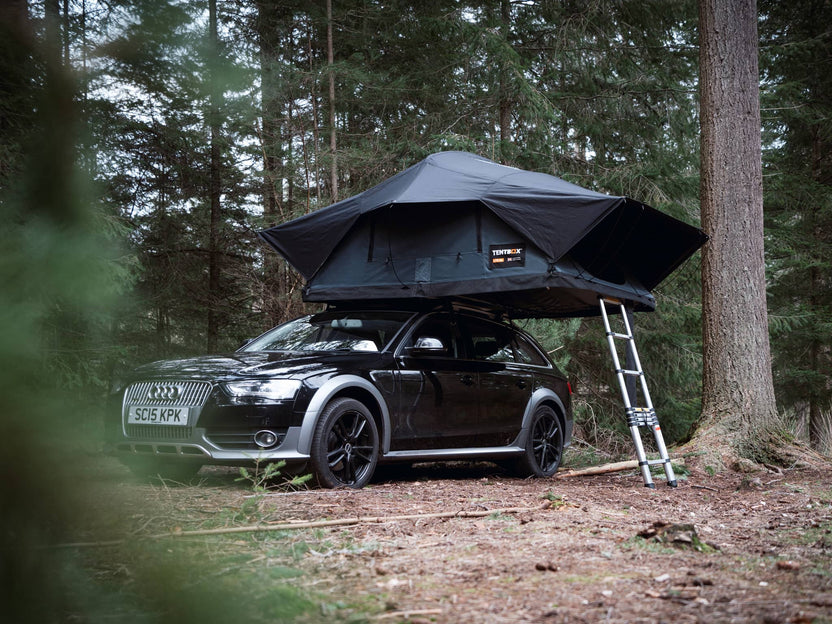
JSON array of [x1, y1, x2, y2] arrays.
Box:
[[256, 1, 297, 329], [257, 1, 284, 225], [809, 127, 830, 452], [695, 0, 779, 457], [308, 15, 321, 207], [498, 0, 511, 163], [44, 0, 61, 66], [206, 0, 221, 352], [326, 0, 338, 202], [62, 0, 70, 65]]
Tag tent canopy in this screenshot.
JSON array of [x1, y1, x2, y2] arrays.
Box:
[[259, 151, 707, 318]]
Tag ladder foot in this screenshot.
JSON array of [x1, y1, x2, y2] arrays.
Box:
[[644, 483, 656, 489], [667, 480, 678, 488]]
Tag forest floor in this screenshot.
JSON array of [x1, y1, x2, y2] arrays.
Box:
[[66, 457, 832, 623]]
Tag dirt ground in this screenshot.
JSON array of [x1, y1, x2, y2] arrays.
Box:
[[71, 458, 832, 623]]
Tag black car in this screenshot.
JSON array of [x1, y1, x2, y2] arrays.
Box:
[[107, 302, 572, 488]]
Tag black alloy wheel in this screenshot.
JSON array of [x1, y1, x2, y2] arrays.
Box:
[[515, 405, 563, 477], [311, 397, 379, 488]]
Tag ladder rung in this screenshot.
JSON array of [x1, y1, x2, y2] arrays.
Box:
[[606, 332, 632, 340], [616, 369, 643, 376]]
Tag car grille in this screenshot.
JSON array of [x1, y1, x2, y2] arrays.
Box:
[[123, 380, 211, 441], [125, 424, 193, 441], [124, 380, 212, 407]]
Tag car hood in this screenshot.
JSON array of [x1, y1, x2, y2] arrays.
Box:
[[129, 350, 385, 382]]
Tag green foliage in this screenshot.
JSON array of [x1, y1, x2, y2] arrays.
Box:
[[94, 0, 267, 361], [516, 317, 581, 372], [237, 459, 313, 493], [110, 539, 318, 623], [760, 0, 832, 450], [234, 459, 312, 524], [540, 491, 568, 509], [0, 5, 137, 620]]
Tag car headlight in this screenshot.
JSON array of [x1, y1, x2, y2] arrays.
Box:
[[222, 379, 302, 401]]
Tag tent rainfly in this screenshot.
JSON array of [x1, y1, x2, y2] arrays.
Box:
[[259, 151, 707, 318]]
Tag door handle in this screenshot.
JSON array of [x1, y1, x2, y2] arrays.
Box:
[[460, 374, 475, 386], [516, 380, 527, 389]]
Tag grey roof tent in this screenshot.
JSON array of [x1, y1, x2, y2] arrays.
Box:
[[259, 151, 707, 318]]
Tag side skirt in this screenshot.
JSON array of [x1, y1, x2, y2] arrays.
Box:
[[380, 446, 524, 463]]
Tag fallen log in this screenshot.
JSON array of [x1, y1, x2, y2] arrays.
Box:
[[556, 460, 641, 478], [557, 458, 683, 478]]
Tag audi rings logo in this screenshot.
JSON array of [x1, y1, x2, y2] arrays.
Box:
[[147, 383, 182, 402]]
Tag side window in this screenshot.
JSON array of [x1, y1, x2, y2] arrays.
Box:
[[461, 317, 516, 363], [405, 314, 459, 358], [513, 333, 549, 366]]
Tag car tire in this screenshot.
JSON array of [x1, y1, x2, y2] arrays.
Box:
[[121, 456, 202, 483], [514, 405, 564, 478], [311, 397, 379, 489]]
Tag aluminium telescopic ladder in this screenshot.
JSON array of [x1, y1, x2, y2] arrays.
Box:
[[599, 297, 677, 488]]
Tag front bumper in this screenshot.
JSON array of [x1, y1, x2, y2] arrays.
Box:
[[110, 425, 309, 464], [108, 379, 311, 465]]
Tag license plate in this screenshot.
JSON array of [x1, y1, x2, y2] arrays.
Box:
[[127, 405, 190, 426]]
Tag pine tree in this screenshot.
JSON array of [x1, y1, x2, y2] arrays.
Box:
[[93, 0, 264, 359], [760, 0, 832, 453]]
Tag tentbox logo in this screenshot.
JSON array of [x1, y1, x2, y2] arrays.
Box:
[[489, 244, 525, 268]]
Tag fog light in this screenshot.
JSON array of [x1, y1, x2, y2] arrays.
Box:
[[254, 430, 279, 449]]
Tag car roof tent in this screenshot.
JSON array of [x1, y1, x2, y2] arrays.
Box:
[[258, 151, 707, 318]]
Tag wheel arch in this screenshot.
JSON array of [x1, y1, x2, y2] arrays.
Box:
[[297, 375, 391, 455], [518, 388, 569, 449]]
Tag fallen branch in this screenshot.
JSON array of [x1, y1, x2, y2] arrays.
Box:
[[690, 484, 718, 492], [51, 502, 556, 548], [557, 458, 686, 479], [556, 460, 640, 477], [375, 609, 443, 620], [150, 503, 551, 539]]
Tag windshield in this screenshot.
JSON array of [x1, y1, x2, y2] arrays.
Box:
[[241, 310, 414, 353]]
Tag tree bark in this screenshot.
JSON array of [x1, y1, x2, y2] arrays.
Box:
[[206, 0, 221, 352], [326, 0, 338, 202], [257, 1, 284, 225], [498, 0, 511, 163], [255, 1, 286, 328], [308, 15, 321, 206], [695, 0, 779, 454], [809, 127, 830, 451]]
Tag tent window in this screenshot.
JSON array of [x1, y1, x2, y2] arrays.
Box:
[[415, 257, 431, 283]]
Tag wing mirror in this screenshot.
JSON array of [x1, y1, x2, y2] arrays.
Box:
[[408, 336, 446, 355]]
